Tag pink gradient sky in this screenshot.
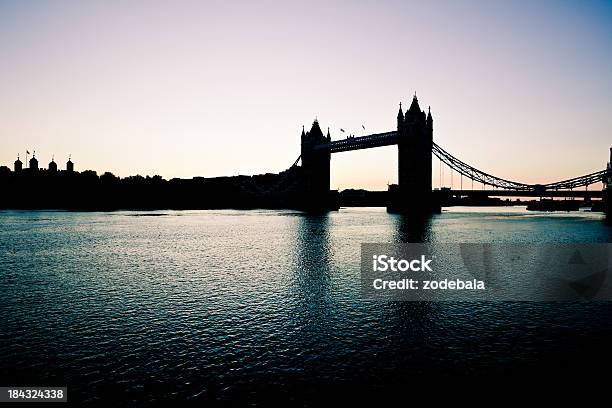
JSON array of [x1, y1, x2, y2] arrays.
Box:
[[1, 0, 611, 190]]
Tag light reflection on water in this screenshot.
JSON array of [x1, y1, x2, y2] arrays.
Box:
[[0, 207, 611, 403]]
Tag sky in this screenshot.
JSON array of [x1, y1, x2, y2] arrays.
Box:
[[1, 0, 611, 190]]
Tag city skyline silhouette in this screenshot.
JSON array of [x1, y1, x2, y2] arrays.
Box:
[[2, 96, 609, 216]]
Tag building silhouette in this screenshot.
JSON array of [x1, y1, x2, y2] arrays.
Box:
[[14, 155, 22, 172], [29, 154, 38, 171], [49, 157, 58, 172], [67, 157, 74, 173]]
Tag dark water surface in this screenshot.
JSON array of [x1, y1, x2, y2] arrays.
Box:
[[1, 207, 612, 404]]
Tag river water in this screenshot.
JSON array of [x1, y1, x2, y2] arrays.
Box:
[[1, 207, 611, 403]]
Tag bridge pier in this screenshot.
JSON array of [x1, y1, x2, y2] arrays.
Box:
[[299, 120, 338, 211], [388, 95, 439, 214]]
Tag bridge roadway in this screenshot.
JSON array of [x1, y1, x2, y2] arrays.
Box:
[[326, 131, 397, 153], [446, 189, 604, 198]]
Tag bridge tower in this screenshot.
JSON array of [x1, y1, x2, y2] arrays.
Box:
[[300, 119, 333, 209], [394, 94, 434, 212]]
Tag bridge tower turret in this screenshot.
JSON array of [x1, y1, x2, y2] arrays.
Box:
[[395, 94, 434, 212], [397, 102, 404, 131], [300, 119, 331, 207]]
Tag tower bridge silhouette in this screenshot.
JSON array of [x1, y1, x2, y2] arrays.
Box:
[[291, 95, 611, 212], [2, 95, 609, 214]]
